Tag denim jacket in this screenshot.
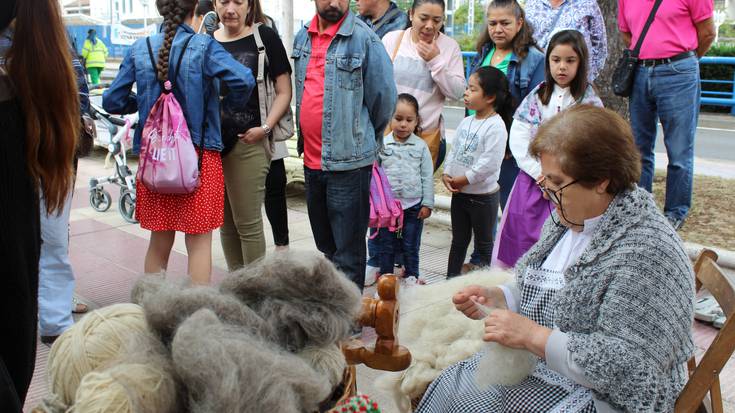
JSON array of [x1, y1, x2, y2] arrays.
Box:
[[357, 2, 409, 39], [103, 24, 254, 154], [470, 43, 545, 105], [293, 11, 397, 171], [380, 133, 434, 209]]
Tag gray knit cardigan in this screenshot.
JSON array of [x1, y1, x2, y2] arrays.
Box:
[[515, 187, 695, 412]]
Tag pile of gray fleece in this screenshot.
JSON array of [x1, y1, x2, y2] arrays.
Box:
[[128, 251, 362, 412]]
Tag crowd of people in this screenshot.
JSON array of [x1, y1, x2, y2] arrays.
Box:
[[0, 0, 718, 410]]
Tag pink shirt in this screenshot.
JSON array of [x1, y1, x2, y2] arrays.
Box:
[[618, 0, 712, 60], [300, 14, 346, 170], [382, 29, 466, 136]]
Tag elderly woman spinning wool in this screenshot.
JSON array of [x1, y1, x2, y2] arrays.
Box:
[[415, 105, 695, 413]]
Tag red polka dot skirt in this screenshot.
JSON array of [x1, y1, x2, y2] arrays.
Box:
[[135, 149, 224, 234]]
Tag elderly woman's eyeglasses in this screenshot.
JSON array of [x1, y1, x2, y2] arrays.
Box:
[[537, 179, 578, 206], [537, 179, 583, 227]]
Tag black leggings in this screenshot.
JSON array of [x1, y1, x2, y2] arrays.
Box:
[[264, 158, 289, 246], [447, 192, 499, 277]]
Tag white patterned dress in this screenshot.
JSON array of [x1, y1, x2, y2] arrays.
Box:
[[416, 217, 605, 413]]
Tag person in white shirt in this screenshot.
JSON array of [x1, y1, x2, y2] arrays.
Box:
[[493, 30, 602, 269], [442, 66, 511, 277]]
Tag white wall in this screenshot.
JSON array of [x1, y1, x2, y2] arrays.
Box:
[[262, 0, 318, 34]]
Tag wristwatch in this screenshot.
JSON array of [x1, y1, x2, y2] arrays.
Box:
[[261, 124, 272, 136]]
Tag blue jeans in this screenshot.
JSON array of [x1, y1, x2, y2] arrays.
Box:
[[38, 189, 75, 336], [630, 55, 700, 220], [304, 165, 372, 291], [370, 203, 424, 278]]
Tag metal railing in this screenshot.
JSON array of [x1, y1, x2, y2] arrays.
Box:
[[460, 52, 735, 115]]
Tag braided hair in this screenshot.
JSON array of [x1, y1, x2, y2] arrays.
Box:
[[155, 0, 197, 82]]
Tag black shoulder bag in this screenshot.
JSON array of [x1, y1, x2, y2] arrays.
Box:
[[612, 0, 664, 97]]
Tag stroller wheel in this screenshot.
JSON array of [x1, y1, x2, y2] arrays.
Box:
[[89, 189, 112, 212], [119, 190, 138, 224]]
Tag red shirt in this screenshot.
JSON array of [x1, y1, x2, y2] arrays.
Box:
[[300, 14, 347, 170]]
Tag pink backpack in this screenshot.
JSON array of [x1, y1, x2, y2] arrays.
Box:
[[137, 35, 202, 194], [369, 161, 403, 238]]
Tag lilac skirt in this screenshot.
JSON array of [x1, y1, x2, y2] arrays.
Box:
[[492, 171, 552, 268]]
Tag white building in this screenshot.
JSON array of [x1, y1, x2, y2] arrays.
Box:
[[61, 0, 161, 25], [262, 0, 316, 34]]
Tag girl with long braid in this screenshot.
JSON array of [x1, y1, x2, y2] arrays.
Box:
[[104, 0, 254, 284]]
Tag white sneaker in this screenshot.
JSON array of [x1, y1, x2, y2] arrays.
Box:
[[364, 265, 380, 286], [402, 276, 420, 288]]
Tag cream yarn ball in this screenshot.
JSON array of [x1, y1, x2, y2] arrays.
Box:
[[74, 362, 178, 413], [47, 303, 149, 406]]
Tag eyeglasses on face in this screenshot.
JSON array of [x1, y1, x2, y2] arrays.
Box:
[[537, 179, 579, 206]]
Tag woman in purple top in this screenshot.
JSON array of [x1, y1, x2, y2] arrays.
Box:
[[524, 0, 606, 81]]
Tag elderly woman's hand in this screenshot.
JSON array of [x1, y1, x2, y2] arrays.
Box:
[[483, 309, 552, 358], [453, 285, 507, 320]]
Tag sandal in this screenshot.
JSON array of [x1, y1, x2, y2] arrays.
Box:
[[72, 296, 89, 314]]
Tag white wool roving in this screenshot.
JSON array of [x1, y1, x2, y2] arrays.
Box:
[[376, 269, 536, 412], [474, 342, 537, 389]]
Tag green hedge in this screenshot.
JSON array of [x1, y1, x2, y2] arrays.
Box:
[[701, 43, 735, 113]]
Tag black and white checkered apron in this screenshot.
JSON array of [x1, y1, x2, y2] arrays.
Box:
[[415, 265, 596, 413]]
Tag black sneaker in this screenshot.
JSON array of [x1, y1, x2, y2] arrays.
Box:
[[40, 335, 59, 346]]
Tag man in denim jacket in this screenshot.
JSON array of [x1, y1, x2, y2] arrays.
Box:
[[356, 0, 409, 39], [293, 0, 396, 291]]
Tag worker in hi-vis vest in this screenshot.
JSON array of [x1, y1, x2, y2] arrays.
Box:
[[81, 29, 108, 85]]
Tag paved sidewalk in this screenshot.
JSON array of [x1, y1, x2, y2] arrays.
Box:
[[23, 150, 735, 412]]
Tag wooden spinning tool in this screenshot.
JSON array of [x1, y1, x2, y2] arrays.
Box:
[[342, 275, 411, 372]]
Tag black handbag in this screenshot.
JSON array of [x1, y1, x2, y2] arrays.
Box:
[[612, 0, 664, 97]]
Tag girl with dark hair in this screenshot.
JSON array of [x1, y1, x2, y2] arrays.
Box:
[[494, 29, 601, 269], [469, 0, 544, 209], [381, 0, 465, 170], [371, 93, 434, 285], [213, 0, 293, 269], [442, 66, 511, 277], [367, 0, 464, 281], [103, 0, 254, 284], [0, 0, 79, 407]]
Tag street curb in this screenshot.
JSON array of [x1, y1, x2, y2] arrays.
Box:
[[427, 194, 735, 270]]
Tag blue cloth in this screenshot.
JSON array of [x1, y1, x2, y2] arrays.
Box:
[[630, 56, 700, 221], [293, 11, 397, 171], [304, 165, 372, 291], [72, 56, 90, 115], [380, 133, 435, 209], [371, 203, 424, 278], [357, 1, 409, 39], [38, 190, 75, 337], [103, 24, 255, 153], [470, 43, 545, 107]]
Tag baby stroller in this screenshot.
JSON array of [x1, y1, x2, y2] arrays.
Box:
[[87, 100, 139, 223]]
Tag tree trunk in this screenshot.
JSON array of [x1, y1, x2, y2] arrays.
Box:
[[594, 0, 629, 118]]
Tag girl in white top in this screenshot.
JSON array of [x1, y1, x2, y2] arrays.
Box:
[[382, 0, 466, 168], [494, 29, 603, 269], [442, 66, 512, 277]]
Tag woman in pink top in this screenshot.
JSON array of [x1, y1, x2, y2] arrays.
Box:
[[382, 0, 465, 170]]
